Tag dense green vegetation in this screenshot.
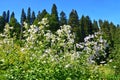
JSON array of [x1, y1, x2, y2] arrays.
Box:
[[0, 4, 120, 79]]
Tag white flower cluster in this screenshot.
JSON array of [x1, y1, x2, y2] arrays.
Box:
[[76, 31, 109, 64], [21, 18, 109, 65]]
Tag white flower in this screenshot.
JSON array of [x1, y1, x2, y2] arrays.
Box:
[[65, 64, 70, 68], [76, 43, 84, 48], [21, 48, 25, 52], [109, 59, 112, 62], [9, 26, 13, 29], [99, 36, 103, 43], [100, 61, 106, 64]]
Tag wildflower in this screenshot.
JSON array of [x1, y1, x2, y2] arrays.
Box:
[[113, 66, 116, 68], [65, 64, 70, 68], [21, 48, 25, 52], [109, 59, 112, 62], [100, 61, 106, 64]]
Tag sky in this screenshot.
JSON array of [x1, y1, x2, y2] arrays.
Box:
[[0, 0, 120, 25]]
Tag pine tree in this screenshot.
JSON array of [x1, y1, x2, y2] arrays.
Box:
[[68, 9, 79, 31], [79, 15, 85, 42], [109, 22, 116, 44], [99, 19, 103, 28], [9, 12, 21, 39], [68, 9, 80, 42], [21, 8, 26, 25], [10, 12, 15, 18], [2, 11, 6, 22], [86, 16, 93, 35], [92, 20, 99, 33], [37, 11, 41, 21], [31, 11, 36, 24], [60, 11, 67, 26], [27, 7, 31, 25], [37, 9, 48, 22], [101, 20, 111, 40], [0, 16, 5, 32], [6, 10, 10, 23], [50, 4, 59, 32]]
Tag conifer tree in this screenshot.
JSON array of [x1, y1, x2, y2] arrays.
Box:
[[6, 10, 10, 23], [60, 11, 67, 26], [27, 7, 31, 25], [99, 19, 103, 28], [68, 9, 79, 31], [86, 16, 93, 35], [37, 9, 48, 22], [9, 12, 21, 38], [10, 12, 15, 18], [21, 8, 26, 25], [31, 11, 36, 24], [0, 16, 5, 32], [50, 4, 59, 32], [79, 15, 85, 42], [37, 11, 41, 21], [92, 20, 99, 33], [2, 11, 6, 22], [68, 9, 80, 42]]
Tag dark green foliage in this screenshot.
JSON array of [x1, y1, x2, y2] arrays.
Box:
[[79, 15, 86, 42], [92, 20, 99, 33], [21, 9, 26, 25], [37, 9, 48, 22], [49, 4, 59, 32], [86, 16, 93, 35], [33, 18, 39, 26], [0, 16, 5, 33], [10, 12, 15, 18], [99, 19, 103, 28], [79, 15, 93, 41], [27, 7, 31, 25], [68, 9, 80, 42], [81, 16, 93, 36], [9, 13, 21, 39], [6, 10, 10, 23], [68, 9, 79, 30], [37, 11, 41, 21], [31, 11, 36, 24], [2, 11, 6, 22], [60, 11, 67, 26]]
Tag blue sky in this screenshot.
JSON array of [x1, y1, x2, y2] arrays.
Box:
[[0, 0, 119, 25]]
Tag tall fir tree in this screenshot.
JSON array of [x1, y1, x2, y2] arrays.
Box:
[[99, 19, 103, 28], [68, 9, 80, 42], [21, 8, 26, 25], [0, 16, 5, 32], [37, 11, 41, 21], [37, 9, 48, 22], [10, 12, 15, 18], [2, 11, 6, 22], [85, 16, 93, 35], [79, 15, 86, 42], [31, 11, 36, 24], [9, 12, 21, 39], [60, 11, 67, 26], [50, 4, 59, 32], [100, 20, 111, 41], [109, 22, 116, 47], [27, 7, 31, 25], [6, 10, 10, 23], [92, 20, 99, 33], [68, 9, 79, 31]]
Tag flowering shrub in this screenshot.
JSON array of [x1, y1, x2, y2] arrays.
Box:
[[0, 18, 118, 79], [76, 31, 109, 64]]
